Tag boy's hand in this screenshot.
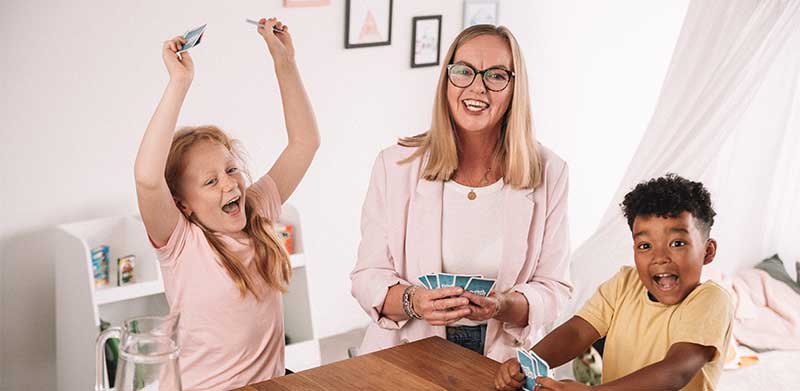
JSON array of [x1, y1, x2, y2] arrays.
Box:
[[256, 17, 295, 63], [535, 378, 591, 391], [462, 291, 502, 321], [162, 36, 194, 84], [494, 358, 525, 390]]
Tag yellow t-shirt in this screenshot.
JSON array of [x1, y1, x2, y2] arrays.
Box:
[[576, 266, 733, 391]]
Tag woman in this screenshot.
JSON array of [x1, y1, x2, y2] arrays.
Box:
[[350, 24, 571, 362]]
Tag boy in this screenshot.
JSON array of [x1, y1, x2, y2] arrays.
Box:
[[495, 174, 733, 391]]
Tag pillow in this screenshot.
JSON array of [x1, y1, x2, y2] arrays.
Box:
[[754, 254, 800, 295]]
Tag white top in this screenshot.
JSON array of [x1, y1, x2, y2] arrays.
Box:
[[442, 178, 505, 327]]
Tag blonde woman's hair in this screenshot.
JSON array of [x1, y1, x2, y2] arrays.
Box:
[[164, 125, 291, 298], [399, 24, 542, 189]]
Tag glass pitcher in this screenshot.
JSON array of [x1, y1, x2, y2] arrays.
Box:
[[95, 313, 182, 391]]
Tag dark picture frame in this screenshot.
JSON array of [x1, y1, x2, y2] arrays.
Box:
[[345, 0, 393, 49], [411, 15, 442, 68]]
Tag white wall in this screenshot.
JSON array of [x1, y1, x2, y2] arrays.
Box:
[[0, 1, 687, 390], [502, 1, 690, 246]]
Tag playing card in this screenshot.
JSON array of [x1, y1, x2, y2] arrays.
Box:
[[437, 273, 455, 287], [178, 24, 207, 53], [529, 349, 550, 378], [454, 274, 482, 289], [464, 277, 496, 297], [245, 18, 285, 33], [418, 275, 431, 289], [454, 275, 472, 289], [425, 274, 439, 289], [516, 348, 537, 391]]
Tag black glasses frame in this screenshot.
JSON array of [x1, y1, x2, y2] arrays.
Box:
[[447, 63, 516, 92]]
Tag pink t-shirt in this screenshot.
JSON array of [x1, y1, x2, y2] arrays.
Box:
[[153, 174, 285, 391]]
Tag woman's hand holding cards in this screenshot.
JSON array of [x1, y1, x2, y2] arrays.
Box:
[[462, 291, 503, 322], [255, 17, 295, 63], [412, 287, 472, 326], [162, 36, 194, 85]]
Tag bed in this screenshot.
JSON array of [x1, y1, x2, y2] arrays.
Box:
[[718, 350, 800, 390]]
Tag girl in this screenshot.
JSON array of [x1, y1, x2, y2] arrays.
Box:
[[134, 18, 319, 391]]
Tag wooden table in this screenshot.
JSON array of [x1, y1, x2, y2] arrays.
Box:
[[235, 336, 502, 390]]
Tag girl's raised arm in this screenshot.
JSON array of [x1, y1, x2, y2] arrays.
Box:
[[134, 37, 193, 246], [257, 18, 321, 204]]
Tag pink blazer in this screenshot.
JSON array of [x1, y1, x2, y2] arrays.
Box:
[[350, 144, 572, 362]]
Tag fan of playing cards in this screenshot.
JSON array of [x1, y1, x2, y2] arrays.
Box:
[[417, 273, 496, 297], [517, 348, 550, 391]]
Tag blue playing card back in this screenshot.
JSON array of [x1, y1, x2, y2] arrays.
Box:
[[454, 275, 472, 289], [425, 274, 439, 289], [464, 277, 495, 297], [437, 273, 455, 287], [529, 350, 550, 378], [178, 24, 207, 53], [418, 276, 430, 289], [516, 348, 536, 391]]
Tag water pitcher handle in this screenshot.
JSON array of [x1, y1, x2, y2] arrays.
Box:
[[95, 326, 121, 391]]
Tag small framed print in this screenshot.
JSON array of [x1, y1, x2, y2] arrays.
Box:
[[463, 0, 499, 28], [284, 0, 330, 6], [411, 15, 442, 68], [345, 0, 393, 48]]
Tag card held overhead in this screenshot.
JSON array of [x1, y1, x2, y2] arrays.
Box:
[[178, 24, 207, 53]]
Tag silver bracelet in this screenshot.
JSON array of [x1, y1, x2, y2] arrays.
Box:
[[409, 287, 423, 319], [402, 285, 423, 320]]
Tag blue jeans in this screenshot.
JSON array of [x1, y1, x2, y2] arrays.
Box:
[[446, 324, 487, 355]]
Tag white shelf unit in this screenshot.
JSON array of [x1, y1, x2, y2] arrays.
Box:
[[54, 204, 319, 391]]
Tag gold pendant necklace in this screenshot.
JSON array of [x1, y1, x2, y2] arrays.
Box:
[[467, 166, 493, 201]]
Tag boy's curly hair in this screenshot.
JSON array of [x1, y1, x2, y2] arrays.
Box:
[[621, 173, 716, 237]]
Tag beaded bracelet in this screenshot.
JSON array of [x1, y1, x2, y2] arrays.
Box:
[[402, 285, 423, 320]]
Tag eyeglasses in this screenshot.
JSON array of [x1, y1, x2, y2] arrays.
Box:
[[447, 63, 515, 92]]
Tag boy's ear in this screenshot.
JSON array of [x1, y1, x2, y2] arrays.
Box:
[[703, 238, 718, 265]]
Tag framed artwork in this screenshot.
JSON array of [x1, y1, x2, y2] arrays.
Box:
[[345, 0, 393, 48], [463, 0, 499, 28], [411, 15, 442, 68], [284, 0, 330, 6]]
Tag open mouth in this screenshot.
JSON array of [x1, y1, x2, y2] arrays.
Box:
[[221, 195, 241, 216], [652, 273, 679, 291], [462, 99, 489, 113]]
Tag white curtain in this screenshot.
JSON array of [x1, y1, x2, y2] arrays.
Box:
[[564, 0, 800, 321]]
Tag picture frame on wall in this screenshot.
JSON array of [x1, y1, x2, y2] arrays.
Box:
[[411, 15, 442, 68], [463, 0, 499, 28], [345, 0, 393, 48], [284, 0, 330, 6]]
